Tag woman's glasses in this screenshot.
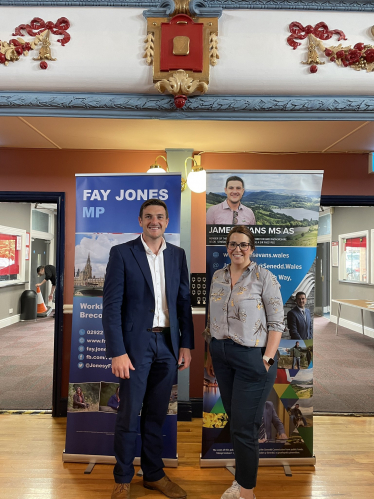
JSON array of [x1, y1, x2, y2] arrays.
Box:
[[227, 242, 251, 251]]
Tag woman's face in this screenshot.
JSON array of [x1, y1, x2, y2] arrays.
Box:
[[77, 388, 81, 395], [227, 232, 253, 267]]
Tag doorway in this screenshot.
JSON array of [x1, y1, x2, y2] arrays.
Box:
[[0, 192, 65, 416], [315, 241, 331, 318]]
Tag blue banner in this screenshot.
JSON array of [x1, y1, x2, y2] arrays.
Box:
[[65, 174, 181, 463], [202, 171, 323, 465]]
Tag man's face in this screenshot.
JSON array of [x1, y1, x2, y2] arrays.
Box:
[[38, 269, 44, 277], [296, 342, 299, 347], [296, 293, 307, 309], [139, 205, 169, 240], [224, 181, 244, 205]]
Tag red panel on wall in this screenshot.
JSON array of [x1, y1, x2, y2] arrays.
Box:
[[160, 14, 204, 72]]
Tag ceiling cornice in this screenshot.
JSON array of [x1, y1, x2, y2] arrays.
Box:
[[2, 92, 374, 121]]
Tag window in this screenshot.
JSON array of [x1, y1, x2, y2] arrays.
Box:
[[339, 231, 368, 283], [0, 225, 26, 285], [318, 213, 331, 237]]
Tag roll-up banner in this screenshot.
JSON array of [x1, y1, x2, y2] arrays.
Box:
[[63, 173, 182, 466], [201, 170, 323, 467]]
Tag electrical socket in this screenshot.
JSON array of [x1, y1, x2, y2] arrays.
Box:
[[9, 308, 13, 314]]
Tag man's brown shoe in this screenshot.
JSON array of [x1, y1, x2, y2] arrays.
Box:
[[111, 482, 130, 499], [143, 475, 187, 498]]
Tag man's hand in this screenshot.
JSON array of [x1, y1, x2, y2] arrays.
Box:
[[263, 359, 270, 372], [112, 354, 135, 379], [278, 433, 288, 439], [178, 348, 191, 371]]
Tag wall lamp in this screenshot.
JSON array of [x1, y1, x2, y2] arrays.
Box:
[[147, 155, 206, 193], [182, 156, 206, 193], [146, 155, 169, 173]]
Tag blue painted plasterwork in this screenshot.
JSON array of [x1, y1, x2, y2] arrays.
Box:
[[2, 0, 374, 12], [3, 92, 374, 120], [143, 0, 222, 18]]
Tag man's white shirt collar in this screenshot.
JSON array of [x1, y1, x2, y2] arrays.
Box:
[[141, 235, 167, 255]]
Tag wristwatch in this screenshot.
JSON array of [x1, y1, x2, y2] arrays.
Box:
[[263, 355, 275, 366]]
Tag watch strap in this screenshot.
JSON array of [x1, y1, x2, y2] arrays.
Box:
[[263, 355, 275, 366]]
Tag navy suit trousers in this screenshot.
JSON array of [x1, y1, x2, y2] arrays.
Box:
[[210, 338, 277, 490], [114, 331, 177, 483]]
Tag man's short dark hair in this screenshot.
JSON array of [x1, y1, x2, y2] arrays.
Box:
[[295, 291, 306, 300], [139, 199, 169, 219], [225, 176, 245, 188], [37, 266, 44, 273]]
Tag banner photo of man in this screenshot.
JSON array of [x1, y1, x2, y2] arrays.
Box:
[[202, 170, 323, 466], [64, 173, 182, 465]]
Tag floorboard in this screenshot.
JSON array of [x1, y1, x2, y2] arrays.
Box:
[[1, 415, 373, 499]]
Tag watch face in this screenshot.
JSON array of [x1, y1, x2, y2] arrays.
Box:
[[268, 358, 275, 366]]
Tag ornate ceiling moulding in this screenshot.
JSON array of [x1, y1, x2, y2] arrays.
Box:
[[143, 0, 222, 108], [0, 17, 71, 70], [288, 21, 374, 73], [2, 1, 374, 13]]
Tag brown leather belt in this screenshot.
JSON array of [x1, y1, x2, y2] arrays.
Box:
[[151, 327, 170, 332]]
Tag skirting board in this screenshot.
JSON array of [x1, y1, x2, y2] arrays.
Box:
[[0, 314, 20, 329], [330, 315, 374, 339], [62, 452, 178, 467], [200, 456, 316, 467]]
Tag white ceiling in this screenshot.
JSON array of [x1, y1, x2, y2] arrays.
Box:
[[0, 117, 374, 153]]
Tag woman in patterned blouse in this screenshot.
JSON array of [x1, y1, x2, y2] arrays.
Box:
[[204, 226, 284, 499]]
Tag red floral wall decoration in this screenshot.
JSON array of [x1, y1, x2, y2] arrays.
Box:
[[0, 17, 70, 70], [288, 21, 374, 74]]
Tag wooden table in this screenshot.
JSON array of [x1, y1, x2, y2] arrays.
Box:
[[332, 299, 374, 335]]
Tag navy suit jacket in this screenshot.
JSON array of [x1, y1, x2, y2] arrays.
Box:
[[287, 306, 312, 340], [102, 236, 194, 366], [263, 401, 285, 439]]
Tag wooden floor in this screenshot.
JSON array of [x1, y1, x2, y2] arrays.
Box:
[[0, 415, 373, 499]]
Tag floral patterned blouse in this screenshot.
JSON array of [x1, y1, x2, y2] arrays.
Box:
[[203, 262, 285, 347]]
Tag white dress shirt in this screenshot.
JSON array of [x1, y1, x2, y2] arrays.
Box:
[[141, 235, 170, 327]]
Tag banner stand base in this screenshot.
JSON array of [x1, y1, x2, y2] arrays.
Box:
[[62, 451, 178, 468], [227, 464, 293, 477], [200, 455, 316, 468]]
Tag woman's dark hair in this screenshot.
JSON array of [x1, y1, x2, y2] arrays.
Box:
[[226, 225, 255, 250], [139, 199, 169, 219]]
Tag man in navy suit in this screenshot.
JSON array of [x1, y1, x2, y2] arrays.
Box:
[[103, 199, 194, 499], [287, 291, 312, 340], [259, 401, 288, 442]]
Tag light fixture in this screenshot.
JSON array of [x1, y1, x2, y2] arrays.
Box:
[[147, 155, 169, 174], [183, 157, 206, 193]]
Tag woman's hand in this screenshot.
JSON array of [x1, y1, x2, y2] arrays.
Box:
[[206, 348, 215, 377]]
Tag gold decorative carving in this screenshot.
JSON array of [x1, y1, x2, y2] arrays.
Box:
[[0, 37, 27, 66], [209, 33, 219, 66], [302, 34, 325, 66], [32, 30, 56, 61], [143, 33, 155, 65], [173, 36, 190, 55], [155, 69, 208, 96], [309, 33, 374, 72], [146, 16, 218, 84], [172, 0, 190, 16]]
